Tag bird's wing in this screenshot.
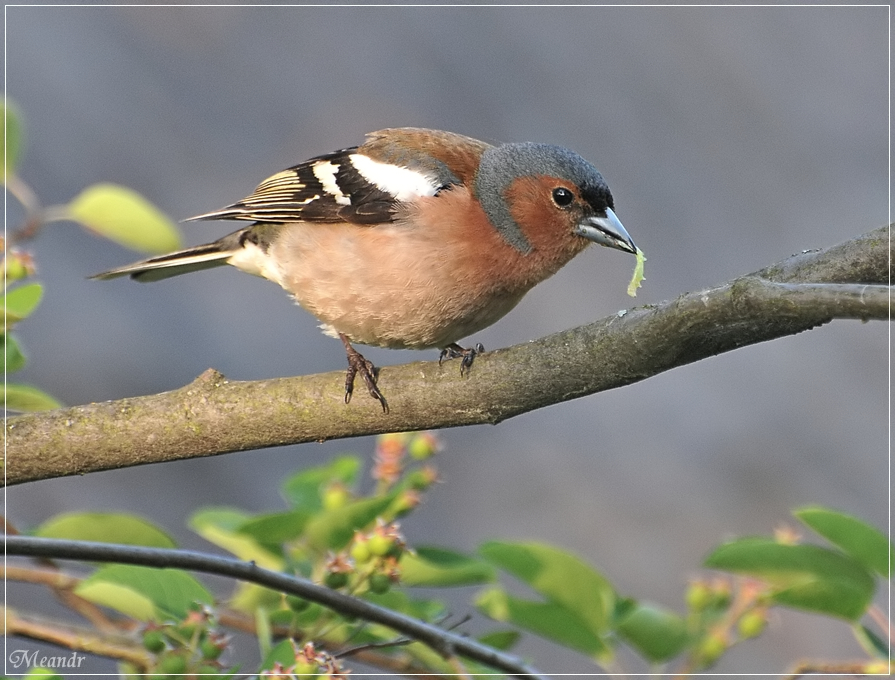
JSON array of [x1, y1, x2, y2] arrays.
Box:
[[187, 129, 492, 227], [187, 148, 391, 225]]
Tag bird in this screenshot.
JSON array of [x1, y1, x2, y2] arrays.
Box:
[[92, 127, 638, 413]]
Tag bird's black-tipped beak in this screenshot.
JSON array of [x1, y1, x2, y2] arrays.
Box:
[[575, 208, 637, 254]]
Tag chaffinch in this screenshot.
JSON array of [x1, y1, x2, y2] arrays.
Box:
[[94, 127, 637, 412]]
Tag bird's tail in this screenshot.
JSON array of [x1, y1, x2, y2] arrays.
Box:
[[90, 241, 239, 283]]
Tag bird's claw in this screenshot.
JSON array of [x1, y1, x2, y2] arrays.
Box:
[[341, 335, 389, 413], [439, 342, 485, 376]]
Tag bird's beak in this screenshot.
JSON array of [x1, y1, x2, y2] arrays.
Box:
[[575, 208, 637, 254]]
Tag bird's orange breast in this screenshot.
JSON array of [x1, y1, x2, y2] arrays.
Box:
[[268, 185, 587, 349]]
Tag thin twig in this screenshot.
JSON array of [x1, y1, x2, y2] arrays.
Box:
[[5, 562, 442, 677], [4, 608, 152, 671], [5, 173, 44, 244], [4, 561, 126, 633], [5, 535, 551, 680], [783, 660, 887, 679], [335, 635, 414, 659], [218, 608, 438, 676], [866, 604, 894, 646], [447, 655, 475, 680]]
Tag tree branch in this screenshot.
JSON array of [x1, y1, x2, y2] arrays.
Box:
[[5, 226, 891, 486], [3, 562, 479, 677], [5, 535, 549, 680], [4, 608, 152, 671]]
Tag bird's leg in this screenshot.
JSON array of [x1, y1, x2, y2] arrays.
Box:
[[438, 342, 485, 377], [339, 333, 388, 413]]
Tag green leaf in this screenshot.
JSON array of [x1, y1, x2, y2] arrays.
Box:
[[2, 282, 43, 324], [3, 100, 24, 182], [190, 507, 283, 570], [75, 580, 156, 621], [22, 669, 62, 680], [475, 587, 611, 658], [229, 581, 284, 614], [34, 512, 176, 548], [479, 541, 615, 637], [615, 602, 689, 662], [477, 629, 521, 651], [238, 509, 313, 546], [67, 183, 182, 254], [75, 564, 212, 621], [401, 546, 495, 587], [4, 383, 62, 412], [259, 638, 298, 673], [256, 603, 273, 660], [795, 505, 892, 578], [190, 506, 248, 533], [3, 333, 26, 372], [304, 494, 396, 552], [706, 538, 876, 620], [281, 455, 362, 510]]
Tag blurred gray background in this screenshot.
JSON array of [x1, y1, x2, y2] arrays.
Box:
[[5, 4, 889, 675]]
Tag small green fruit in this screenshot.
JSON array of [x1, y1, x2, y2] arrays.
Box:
[[685, 582, 713, 612], [200, 637, 225, 660], [322, 484, 351, 510], [324, 571, 349, 589], [408, 433, 438, 460], [367, 534, 392, 557], [350, 541, 372, 564], [292, 660, 319, 676], [3, 257, 29, 282], [737, 610, 767, 639], [368, 572, 392, 594], [157, 652, 188, 675], [712, 589, 732, 609], [142, 629, 166, 653], [696, 633, 727, 666], [405, 471, 431, 491]]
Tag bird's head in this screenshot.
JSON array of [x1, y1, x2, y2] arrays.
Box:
[[474, 142, 637, 257]]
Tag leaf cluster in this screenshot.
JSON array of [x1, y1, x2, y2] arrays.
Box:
[[3, 99, 182, 413], [5, 437, 891, 678]]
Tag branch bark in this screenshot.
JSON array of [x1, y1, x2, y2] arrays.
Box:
[[5, 226, 891, 486]]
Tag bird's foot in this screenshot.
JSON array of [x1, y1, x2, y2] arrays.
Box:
[[340, 334, 388, 413], [439, 342, 485, 377]]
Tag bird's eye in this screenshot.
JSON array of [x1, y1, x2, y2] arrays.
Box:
[[552, 187, 574, 207]]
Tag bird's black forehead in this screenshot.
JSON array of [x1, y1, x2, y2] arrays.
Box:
[[580, 182, 615, 212]]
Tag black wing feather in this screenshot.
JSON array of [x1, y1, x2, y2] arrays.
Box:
[[187, 148, 397, 225]]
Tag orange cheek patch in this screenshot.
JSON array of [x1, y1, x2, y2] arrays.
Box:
[[503, 176, 589, 260]]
